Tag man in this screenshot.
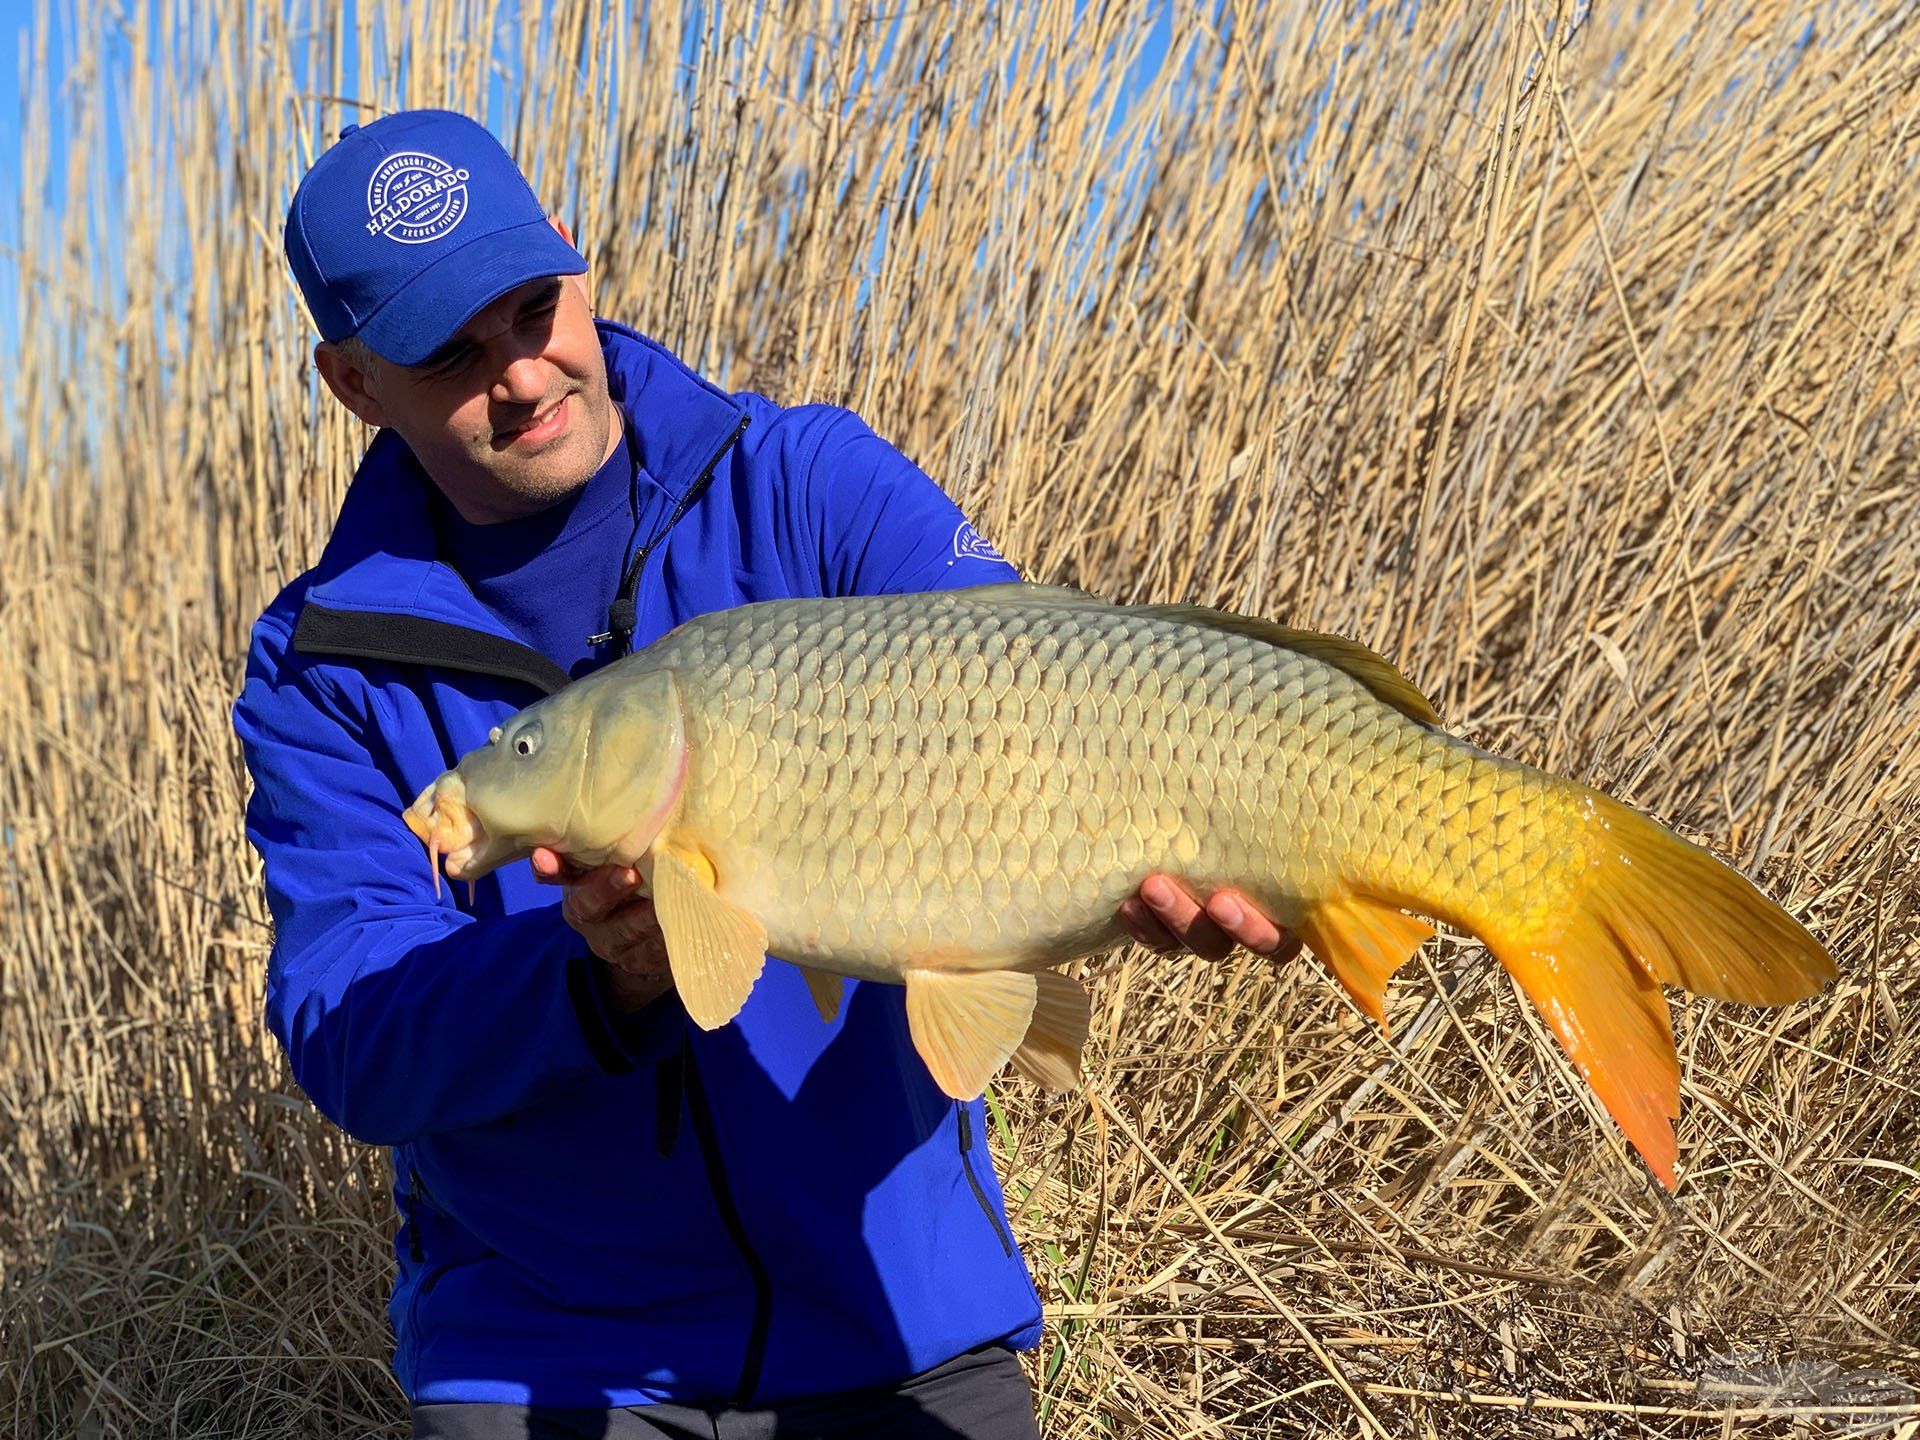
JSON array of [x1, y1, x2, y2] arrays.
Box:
[[234, 108, 1293, 1439]]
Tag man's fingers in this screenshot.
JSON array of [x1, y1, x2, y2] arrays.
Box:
[[563, 865, 642, 925], [1203, 888, 1293, 957], [1118, 897, 1183, 954], [1138, 874, 1236, 961], [606, 897, 662, 948], [603, 937, 671, 981]]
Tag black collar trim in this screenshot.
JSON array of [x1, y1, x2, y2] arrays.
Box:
[[293, 604, 571, 697]]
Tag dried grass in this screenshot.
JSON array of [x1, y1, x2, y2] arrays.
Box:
[[3, 1, 1918, 1435]]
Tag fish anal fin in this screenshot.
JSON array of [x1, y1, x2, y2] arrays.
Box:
[[1490, 920, 1681, 1190], [1008, 970, 1092, 1091], [904, 968, 1037, 1100], [1295, 893, 1435, 1032], [652, 846, 767, 1030], [798, 964, 845, 1023]]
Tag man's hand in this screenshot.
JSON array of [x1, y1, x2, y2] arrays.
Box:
[[531, 848, 674, 1013], [1119, 874, 1303, 962]]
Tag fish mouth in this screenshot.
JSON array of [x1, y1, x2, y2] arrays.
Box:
[[403, 772, 523, 894]]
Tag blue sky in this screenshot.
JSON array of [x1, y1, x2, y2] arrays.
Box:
[[0, 0, 50, 361], [0, 0, 1179, 374]]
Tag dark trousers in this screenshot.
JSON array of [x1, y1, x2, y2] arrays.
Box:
[[409, 1343, 1041, 1440]]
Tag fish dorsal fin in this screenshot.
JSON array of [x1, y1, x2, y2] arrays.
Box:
[[950, 583, 1439, 727], [947, 581, 1101, 605], [1134, 604, 1439, 726]]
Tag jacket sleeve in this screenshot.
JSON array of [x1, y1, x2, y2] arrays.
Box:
[[802, 408, 1021, 596], [233, 616, 663, 1147]]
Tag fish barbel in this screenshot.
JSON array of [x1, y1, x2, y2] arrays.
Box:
[[403, 583, 1834, 1188]]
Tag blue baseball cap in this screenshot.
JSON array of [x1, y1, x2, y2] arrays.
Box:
[[285, 109, 587, 366]]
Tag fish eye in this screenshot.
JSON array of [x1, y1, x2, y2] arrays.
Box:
[[512, 722, 543, 758]]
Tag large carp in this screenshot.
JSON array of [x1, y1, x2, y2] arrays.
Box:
[[404, 583, 1834, 1188]]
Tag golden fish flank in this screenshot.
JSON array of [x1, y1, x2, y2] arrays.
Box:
[[404, 582, 1836, 1191]]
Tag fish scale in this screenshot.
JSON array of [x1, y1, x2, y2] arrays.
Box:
[[406, 582, 1836, 1189], [652, 595, 1445, 976]]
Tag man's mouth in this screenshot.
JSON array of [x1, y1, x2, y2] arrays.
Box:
[[496, 394, 570, 450]]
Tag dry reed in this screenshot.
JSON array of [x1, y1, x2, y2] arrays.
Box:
[[3, 1, 1918, 1435]]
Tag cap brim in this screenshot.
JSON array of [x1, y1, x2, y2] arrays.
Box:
[[353, 218, 588, 367]]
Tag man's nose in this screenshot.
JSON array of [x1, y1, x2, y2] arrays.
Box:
[[491, 347, 551, 405]]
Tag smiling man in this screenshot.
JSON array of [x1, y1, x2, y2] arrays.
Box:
[[234, 108, 1291, 1439]]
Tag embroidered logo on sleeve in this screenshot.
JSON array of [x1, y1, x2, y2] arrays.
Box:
[[365, 152, 473, 244], [951, 521, 1005, 564]]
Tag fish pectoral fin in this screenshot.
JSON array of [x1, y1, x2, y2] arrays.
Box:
[[904, 968, 1038, 1100], [1008, 970, 1092, 1092], [652, 846, 767, 1030], [798, 964, 845, 1023], [1296, 893, 1436, 1032]]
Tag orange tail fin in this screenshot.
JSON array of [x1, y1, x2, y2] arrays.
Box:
[[1483, 790, 1835, 1189]]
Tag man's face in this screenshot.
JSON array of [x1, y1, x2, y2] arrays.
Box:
[[316, 247, 620, 524]]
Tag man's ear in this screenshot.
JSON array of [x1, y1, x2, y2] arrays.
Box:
[[314, 341, 389, 427], [549, 215, 595, 312]]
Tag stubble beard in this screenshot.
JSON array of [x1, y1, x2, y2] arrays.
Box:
[[478, 379, 616, 516]]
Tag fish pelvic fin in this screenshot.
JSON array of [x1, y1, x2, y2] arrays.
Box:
[[1008, 970, 1092, 1091], [904, 968, 1037, 1100], [1294, 892, 1436, 1032], [1480, 789, 1836, 1191], [652, 845, 768, 1030]]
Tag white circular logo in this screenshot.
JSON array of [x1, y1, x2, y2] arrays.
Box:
[[951, 521, 1006, 563], [364, 151, 472, 245]]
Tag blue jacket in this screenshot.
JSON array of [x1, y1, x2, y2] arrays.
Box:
[[232, 320, 1043, 1408]]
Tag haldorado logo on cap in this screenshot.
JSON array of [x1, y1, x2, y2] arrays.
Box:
[[365, 151, 472, 244]]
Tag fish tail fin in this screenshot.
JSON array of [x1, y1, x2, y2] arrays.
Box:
[[1484, 914, 1685, 1188], [1479, 789, 1836, 1189]]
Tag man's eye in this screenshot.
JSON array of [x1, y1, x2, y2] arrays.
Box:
[[431, 348, 473, 377]]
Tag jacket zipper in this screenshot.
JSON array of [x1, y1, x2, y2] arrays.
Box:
[[678, 1037, 773, 1404], [957, 1103, 1015, 1257], [404, 1167, 426, 1263]]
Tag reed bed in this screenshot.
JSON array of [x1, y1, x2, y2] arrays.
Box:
[[3, 1, 1918, 1434]]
